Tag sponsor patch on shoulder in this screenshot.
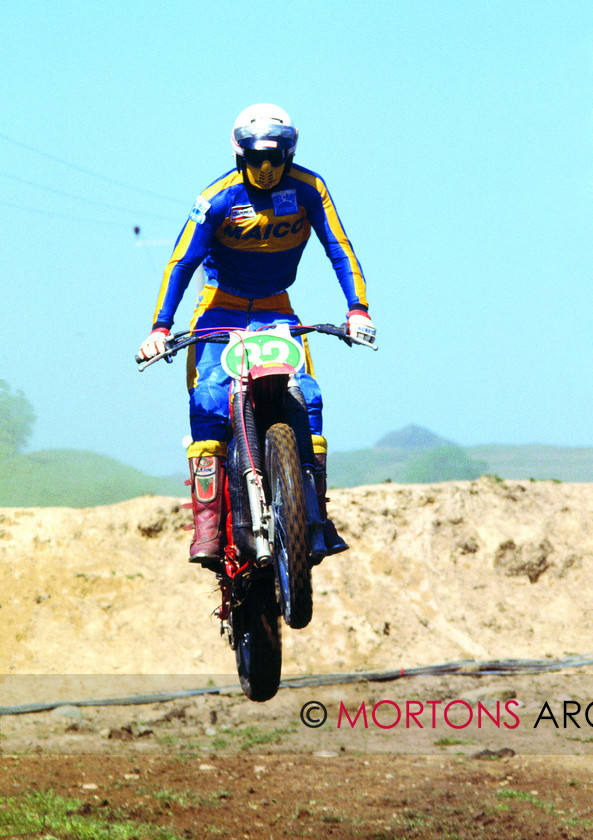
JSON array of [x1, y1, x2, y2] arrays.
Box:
[[271, 189, 298, 216], [189, 195, 211, 224], [230, 204, 257, 221]]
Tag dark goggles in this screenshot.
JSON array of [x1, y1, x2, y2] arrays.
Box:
[[243, 148, 287, 167]]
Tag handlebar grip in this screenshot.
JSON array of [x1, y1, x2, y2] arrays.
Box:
[[312, 322, 353, 346]]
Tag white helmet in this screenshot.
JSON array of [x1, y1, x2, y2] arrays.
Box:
[[231, 103, 298, 190]]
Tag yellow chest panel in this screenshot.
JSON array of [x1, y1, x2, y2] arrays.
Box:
[[215, 207, 311, 252]]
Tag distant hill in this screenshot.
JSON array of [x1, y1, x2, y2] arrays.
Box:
[[467, 444, 593, 483], [3, 434, 593, 506], [375, 425, 454, 450], [0, 450, 183, 507], [327, 426, 593, 488], [327, 425, 475, 487]]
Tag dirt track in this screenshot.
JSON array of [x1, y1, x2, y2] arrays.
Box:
[[2, 477, 593, 837]]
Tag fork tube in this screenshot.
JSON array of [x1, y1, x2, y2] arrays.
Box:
[[231, 384, 262, 473], [230, 383, 271, 564], [244, 470, 272, 564]]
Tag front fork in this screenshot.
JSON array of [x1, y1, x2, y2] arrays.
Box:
[[244, 469, 272, 564], [230, 381, 273, 566]]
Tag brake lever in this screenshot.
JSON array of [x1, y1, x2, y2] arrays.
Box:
[[135, 342, 177, 372], [349, 335, 378, 350]]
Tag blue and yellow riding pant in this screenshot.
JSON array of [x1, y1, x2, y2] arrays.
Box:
[[185, 286, 324, 460]]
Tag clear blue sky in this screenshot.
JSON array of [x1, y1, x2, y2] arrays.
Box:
[[2, 0, 592, 476]]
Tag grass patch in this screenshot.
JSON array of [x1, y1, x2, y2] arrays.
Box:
[[0, 789, 183, 839], [497, 788, 557, 812], [321, 813, 342, 823], [494, 787, 593, 829], [151, 787, 230, 807], [402, 809, 427, 830], [237, 724, 294, 750], [209, 723, 297, 752], [433, 736, 473, 747]]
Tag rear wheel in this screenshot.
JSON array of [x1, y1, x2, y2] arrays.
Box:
[[232, 574, 281, 702], [265, 423, 312, 629]]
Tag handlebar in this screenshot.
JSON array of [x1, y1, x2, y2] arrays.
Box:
[[136, 322, 377, 371]]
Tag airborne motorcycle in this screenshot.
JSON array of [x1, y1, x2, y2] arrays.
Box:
[[138, 322, 375, 701]]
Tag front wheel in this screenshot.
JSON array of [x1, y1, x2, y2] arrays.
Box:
[[232, 573, 282, 702], [265, 423, 312, 629]]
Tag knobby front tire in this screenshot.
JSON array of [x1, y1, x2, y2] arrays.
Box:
[[265, 422, 312, 629]]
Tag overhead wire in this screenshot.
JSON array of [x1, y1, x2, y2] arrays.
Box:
[[0, 130, 187, 233], [0, 131, 185, 205], [0, 197, 139, 229], [0, 168, 182, 222]]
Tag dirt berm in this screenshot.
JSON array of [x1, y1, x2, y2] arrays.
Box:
[[1, 475, 593, 677]]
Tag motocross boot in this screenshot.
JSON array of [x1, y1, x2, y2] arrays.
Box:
[[313, 447, 349, 560], [187, 454, 226, 573]]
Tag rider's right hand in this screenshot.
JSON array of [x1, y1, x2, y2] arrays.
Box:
[[138, 328, 170, 360]]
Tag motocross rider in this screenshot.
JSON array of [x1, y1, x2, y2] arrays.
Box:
[[138, 104, 376, 572]]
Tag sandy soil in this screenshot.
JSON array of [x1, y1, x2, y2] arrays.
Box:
[[2, 476, 593, 838]]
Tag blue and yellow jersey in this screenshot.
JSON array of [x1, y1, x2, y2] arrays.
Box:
[[152, 163, 367, 329]]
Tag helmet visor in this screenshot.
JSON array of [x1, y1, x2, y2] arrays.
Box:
[[233, 122, 297, 155], [243, 148, 287, 167]]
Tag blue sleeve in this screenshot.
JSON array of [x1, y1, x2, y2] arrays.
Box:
[[151, 197, 215, 329], [303, 174, 368, 310]]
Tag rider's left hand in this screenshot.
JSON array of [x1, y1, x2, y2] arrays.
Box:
[[347, 309, 376, 345]]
